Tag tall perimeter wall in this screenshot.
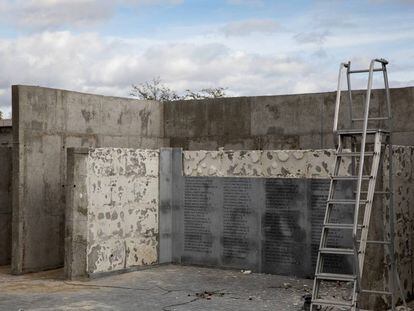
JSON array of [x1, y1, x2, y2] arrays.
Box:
[[12, 85, 165, 274], [164, 87, 414, 150], [6, 85, 414, 274]]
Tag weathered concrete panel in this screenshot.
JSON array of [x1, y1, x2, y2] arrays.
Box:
[[164, 87, 414, 151], [65, 148, 159, 278], [0, 120, 12, 147], [0, 147, 12, 265], [65, 148, 88, 279], [12, 85, 165, 274]]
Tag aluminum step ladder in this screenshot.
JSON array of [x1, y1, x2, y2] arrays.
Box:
[[311, 59, 406, 310]]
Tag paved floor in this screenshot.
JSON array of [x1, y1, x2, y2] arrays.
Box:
[[0, 264, 411, 311], [0, 264, 315, 311]]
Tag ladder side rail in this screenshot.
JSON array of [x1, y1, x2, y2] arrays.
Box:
[[333, 63, 348, 137], [358, 132, 382, 275], [346, 61, 354, 129], [311, 138, 344, 310], [353, 59, 376, 284]]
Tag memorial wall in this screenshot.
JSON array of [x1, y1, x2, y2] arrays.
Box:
[[160, 149, 355, 278], [64, 145, 414, 299]]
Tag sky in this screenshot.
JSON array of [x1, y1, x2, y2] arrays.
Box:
[[0, 0, 413, 117]]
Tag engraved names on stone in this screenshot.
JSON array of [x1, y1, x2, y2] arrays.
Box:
[[222, 178, 252, 260], [183, 178, 215, 253]]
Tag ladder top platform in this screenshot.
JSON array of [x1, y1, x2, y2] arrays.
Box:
[[336, 128, 390, 136]]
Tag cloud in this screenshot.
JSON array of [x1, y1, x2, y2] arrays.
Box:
[[0, 0, 183, 31], [226, 0, 264, 5], [294, 31, 330, 44], [221, 19, 282, 37], [0, 31, 314, 117]]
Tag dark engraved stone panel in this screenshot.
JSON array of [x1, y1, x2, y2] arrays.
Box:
[[262, 179, 310, 276], [181, 177, 221, 266], [161, 149, 354, 278], [310, 179, 354, 274], [221, 178, 260, 271]]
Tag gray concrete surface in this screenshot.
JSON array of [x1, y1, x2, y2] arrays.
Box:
[[0, 264, 316, 311], [0, 147, 12, 265], [164, 87, 414, 150], [12, 86, 165, 274], [0, 119, 12, 147]]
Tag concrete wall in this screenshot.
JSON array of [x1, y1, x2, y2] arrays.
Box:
[[12, 85, 165, 274], [0, 120, 12, 147], [0, 147, 12, 265], [10, 85, 414, 275], [65, 148, 159, 279], [165, 87, 414, 150]]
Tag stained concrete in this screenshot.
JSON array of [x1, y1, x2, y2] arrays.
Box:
[[65, 148, 159, 279], [12, 85, 165, 274], [0, 264, 315, 311], [0, 147, 12, 265], [0, 119, 12, 147], [165, 87, 414, 150]]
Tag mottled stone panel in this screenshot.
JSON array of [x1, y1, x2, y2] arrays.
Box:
[[65, 148, 159, 278], [383, 145, 414, 299], [86, 149, 159, 275], [183, 149, 351, 178]]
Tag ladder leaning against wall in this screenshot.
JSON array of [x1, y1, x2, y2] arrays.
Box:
[[311, 59, 406, 310]]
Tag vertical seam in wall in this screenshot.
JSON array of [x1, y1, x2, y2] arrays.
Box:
[[321, 97, 325, 149]]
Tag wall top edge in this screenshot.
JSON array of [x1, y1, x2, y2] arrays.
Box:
[[0, 119, 12, 127], [12, 85, 161, 105], [11, 84, 414, 106]]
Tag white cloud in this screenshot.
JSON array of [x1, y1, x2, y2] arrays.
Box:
[[294, 31, 330, 44], [226, 0, 264, 5], [0, 0, 183, 31], [221, 19, 282, 37], [0, 31, 315, 117]]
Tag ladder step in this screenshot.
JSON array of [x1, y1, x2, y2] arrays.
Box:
[[357, 239, 391, 245], [359, 190, 390, 195], [320, 247, 354, 255], [331, 175, 371, 180], [361, 289, 392, 295], [324, 223, 353, 229], [336, 151, 375, 157], [324, 223, 362, 230], [328, 199, 368, 204], [337, 129, 389, 136], [311, 298, 353, 307], [352, 117, 389, 121], [315, 272, 356, 282], [348, 68, 384, 74]]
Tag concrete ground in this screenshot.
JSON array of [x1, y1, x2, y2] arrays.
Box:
[[0, 264, 315, 311], [0, 264, 411, 311]]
